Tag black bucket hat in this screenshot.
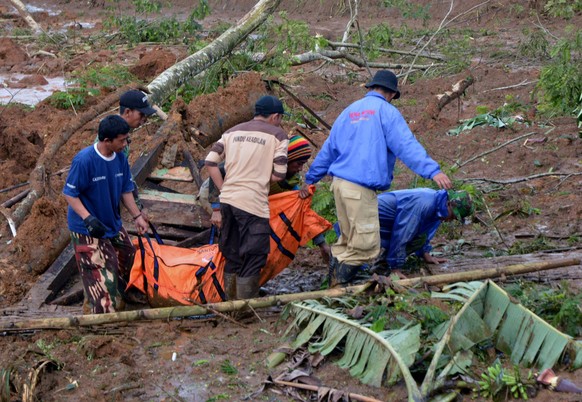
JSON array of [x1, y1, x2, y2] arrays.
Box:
[[365, 70, 401, 99]]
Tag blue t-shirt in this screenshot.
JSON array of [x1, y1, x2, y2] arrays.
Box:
[[305, 91, 441, 190], [63, 144, 134, 238], [378, 189, 449, 267]]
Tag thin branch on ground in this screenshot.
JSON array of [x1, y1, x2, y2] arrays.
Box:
[[327, 41, 445, 60], [482, 79, 538, 93], [462, 171, 582, 185], [481, 198, 509, 249], [454, 130, 543, 168]]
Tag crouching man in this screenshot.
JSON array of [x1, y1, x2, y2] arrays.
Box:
[[375, 189, 474, 273], [63, 115, 148, 314]]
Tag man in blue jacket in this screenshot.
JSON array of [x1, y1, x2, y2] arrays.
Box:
[[376, 189, 473, 271], [300, 70, 452, 287]]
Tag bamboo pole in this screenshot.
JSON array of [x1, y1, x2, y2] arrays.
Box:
[[0, 258, 578, 332]]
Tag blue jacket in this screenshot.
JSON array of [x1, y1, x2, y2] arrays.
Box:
[[305, 91, 442, 190], [378, 189, 449, 267]]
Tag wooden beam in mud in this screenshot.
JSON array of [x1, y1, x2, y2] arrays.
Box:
[[131, 136, 167, 187], [140, 197, 210, 229], [17, 243, 77, 309], [125, 224, 204, 241], [148, 166, 193, 182]]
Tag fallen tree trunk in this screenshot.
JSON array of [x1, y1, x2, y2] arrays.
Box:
[[423, 75, 475, 121], [9, 0, 42, 34], [147, 0, 281, 105], [1, 257, 578, 331]]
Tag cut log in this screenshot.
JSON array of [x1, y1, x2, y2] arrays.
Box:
[[139, 190, 210, 228], [8, 0, 42, 34]]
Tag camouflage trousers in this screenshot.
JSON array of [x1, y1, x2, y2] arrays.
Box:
[[70, 227, 136, 314]]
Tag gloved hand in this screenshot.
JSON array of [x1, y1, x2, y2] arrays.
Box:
[[83, 215, 107, 238]]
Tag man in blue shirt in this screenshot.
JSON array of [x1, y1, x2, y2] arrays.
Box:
[[300, 70, 452, 287], [376, 189, 473, 271], [64, 115, 148, 314]]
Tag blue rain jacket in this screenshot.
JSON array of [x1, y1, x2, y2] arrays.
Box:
[[378, 189, 449, 267], [305, 91, 442, 190]]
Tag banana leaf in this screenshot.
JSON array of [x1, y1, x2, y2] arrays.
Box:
[[283, 300, 423, 401], [423, 280, 582, 395]]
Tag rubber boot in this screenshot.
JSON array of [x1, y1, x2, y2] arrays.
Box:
[[236, 275, 260, 300], [223, 272, 237, 301], [332, 261, 361, 287]]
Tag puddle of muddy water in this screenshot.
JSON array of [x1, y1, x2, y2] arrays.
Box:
[[0, 74, 67, 106]]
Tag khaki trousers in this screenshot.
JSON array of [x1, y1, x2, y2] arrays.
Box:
[[331, 177, 380, 265]]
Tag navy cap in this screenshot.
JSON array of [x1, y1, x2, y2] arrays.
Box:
[[98, 115, 131, 141], [119, 90, 156, 115], [365, 70, 401, 99], [254, 95, 288, 116]]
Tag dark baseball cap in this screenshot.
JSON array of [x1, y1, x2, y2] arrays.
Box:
[[254, 95, 289, 116], [98, 115, 131, 141], [119, 90, 156, 116]]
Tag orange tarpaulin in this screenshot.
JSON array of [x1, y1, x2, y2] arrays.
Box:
[[128, 187, 331, 307]]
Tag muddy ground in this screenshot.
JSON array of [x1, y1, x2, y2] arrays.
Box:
[[0, 0, 581, 400]]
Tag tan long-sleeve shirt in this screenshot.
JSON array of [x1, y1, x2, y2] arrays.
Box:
[[205, 119, 288, 218]]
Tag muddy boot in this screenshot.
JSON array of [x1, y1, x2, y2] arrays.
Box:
[[236, 275, 260, 300], [331, 261, 361, 287], [223, 272, 237, 301]]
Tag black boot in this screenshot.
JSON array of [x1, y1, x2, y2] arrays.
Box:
[[332, 261, 361, 287], [236, 275, 260, 300]]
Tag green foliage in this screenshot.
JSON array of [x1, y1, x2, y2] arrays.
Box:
[[73, 65, 136, 90], [310, 182, 337, 244], [440, 31, 473, 74], [536, 30, 582, 117], [518, 28, 549, 59], [544, 0, 582, 19], [103, 0, 202, 45], [48, 65, 136, 110], [48, 89, 97, 110], [414, 304, 449, 333], [505, 281, 582, 336], [220, 360, 238, 375], [382, 0, 431, 22], [192, 0, 211, 20]]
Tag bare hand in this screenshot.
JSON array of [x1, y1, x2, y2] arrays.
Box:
[[319, 243, 331, 265], [432, 172, 452, 190], [299, 183, 311, 199], [135, 215, 148, 235], [211, 210, 222, 229], [423, 252, 447, 265], [140, 208, 150, 223]]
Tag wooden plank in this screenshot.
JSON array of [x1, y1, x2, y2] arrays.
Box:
[[17, 243, 77, 309], [140, 189, 198, 205], [131, 136, 167, 186], [140, 197, 210, 228], [149, 166, 193, 182], [183, 149, 203, 188]]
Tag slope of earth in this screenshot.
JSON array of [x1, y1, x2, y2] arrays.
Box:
[[0, 0, 581, 401]]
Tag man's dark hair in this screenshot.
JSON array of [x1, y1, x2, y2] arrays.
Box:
[[98, 115, 131, 141]]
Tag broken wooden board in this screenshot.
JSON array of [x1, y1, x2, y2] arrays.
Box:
[[139, 189, 210, 228], [149, 166, 193, 182]]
